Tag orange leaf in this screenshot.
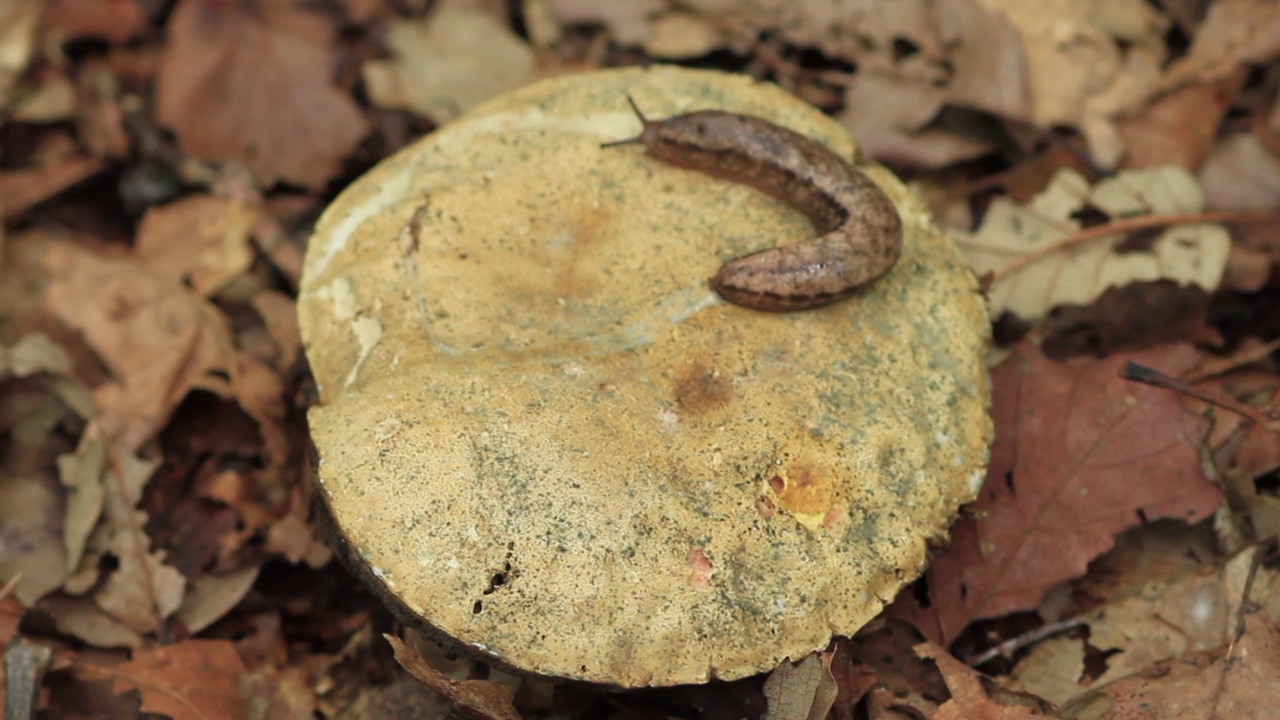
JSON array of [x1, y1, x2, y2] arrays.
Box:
[[88, 639, 247, 720], [893, 342, 1222, 644], [155, 0, 368, 188]]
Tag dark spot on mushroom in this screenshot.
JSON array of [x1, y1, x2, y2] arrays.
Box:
[[472, 600, 483, 614], [673, 361, 733, 413], [768, 475, 785, 493]]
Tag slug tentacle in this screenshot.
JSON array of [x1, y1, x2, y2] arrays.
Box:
[[603, 98, 903, 312]]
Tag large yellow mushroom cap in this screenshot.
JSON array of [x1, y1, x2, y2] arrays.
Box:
[[299, 65, 991, 687]]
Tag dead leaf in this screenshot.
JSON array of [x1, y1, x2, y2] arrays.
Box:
[[762, 652, 839, 720], [42, 0, 148, 43], [135, 195, 263, 297], [79, 639, 248, 720], [1003, 635, 1086, 707], [891, 343, 1221, 644], [177, 564, 261, 635], [1156, 0, 1280, 93], [1070, 612, 1280, 720], [0, 411, 71, 605], [546, 0, 664, 45], [916, 643, 1057, 719], [251, 290, 301, 370], [1199, 132, 1280, 212], [56, 436, 106, 574], [1118, 71, 1246, 171], [39, 594, 144, 648], [644, 10, 721, 59], [92, 438, 186, 635], [155, 0, 368, 189], [0, 156, 107, 221], [385, 634, 521, 720], [978, 0, 1169, 168], [957, 166, 1231, 322], [362, 0, 536, 125], [44, 239, 237, 451], [0, 0, 42, 105]]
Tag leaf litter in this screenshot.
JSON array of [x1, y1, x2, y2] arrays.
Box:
[[3, 0, 1280, 718]]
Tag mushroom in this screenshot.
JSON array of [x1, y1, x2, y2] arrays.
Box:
[[298, 66, 992, 687]]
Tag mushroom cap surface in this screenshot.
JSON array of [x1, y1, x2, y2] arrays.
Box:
[[299, 66, 991, 687]]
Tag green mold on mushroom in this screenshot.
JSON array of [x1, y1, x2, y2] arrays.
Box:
[[298, 66, 992, 688]]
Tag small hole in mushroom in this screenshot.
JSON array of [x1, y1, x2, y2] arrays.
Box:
[[768, 475, 785, 493], [472, 600, 483, 614]]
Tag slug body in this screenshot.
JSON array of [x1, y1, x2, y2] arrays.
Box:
[[603, 98, 904, 311]]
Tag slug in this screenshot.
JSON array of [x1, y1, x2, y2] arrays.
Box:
[[602, 96, 904, 311]]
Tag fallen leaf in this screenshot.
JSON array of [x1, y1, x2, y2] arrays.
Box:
[[80, 639, 248, 720], [0, 156, 107, 221], [546, 0, 664, 45], [916, 643, 1057, 719], [385, 634, 521, 720], [39, 594, 144, 648], [44, 239, 237, 451], [1071, 612, 1280, 720], [41, 0, 148, 43], [251, 290, 301, 370], [361, 0, 536, 125], [891, 343, 1222, 644], [92, 438, 186, 635], [1199, 132, 1280, 212], [957, 166, 1231, 322], [977, 0, 1169, 168], [135, 194, 262, 297], [0, 0, 42, 105], [176, 564, 261, 635], [1003, 635, 1086, 707], [0, 403, 72, 605], [762, 652, 838, 720], [155, 0, 368, 189], [1155, 0, 1280, 93], [56, 436, 106, 574], [643, 10, 721, 59], [1117, 71, 1246, 171]]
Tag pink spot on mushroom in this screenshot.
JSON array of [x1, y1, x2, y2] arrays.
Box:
[[688, 548, 713, 590]]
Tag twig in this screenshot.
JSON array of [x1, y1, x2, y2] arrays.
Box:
[[1119, 362, 1280, 429], [991, 210, 1278, 284], [4, 639, 52, 720], [0, 573, 20, 604], [965, 618, 1084, 666]]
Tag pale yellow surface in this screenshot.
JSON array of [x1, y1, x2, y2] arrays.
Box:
[[299, 66, 991, 687]]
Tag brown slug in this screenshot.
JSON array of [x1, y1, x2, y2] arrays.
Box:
[[602, 96, 904, 311]]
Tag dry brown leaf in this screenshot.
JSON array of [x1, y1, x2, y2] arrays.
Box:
[[155, 0, 368, 189], [56, 437, 106, 574], [91, 438, 185, 635], [1157, 0, 1280, 93], [0, 0, 42, 105], [643, 10, 721, 59], [916, 644, 1057, 719], [1073, 612, 1280, 720], [1199, 132, 1280, 212], [42, 0, 148, 43], [385, 634, 521, 720], [957, 166, 1231, 322], [0, 156, 107, 221], [39, 594, 144, 648], [44, 239, 237, 451], [79, 639, 248, 720], [762, 652, 838, 720], [892, 343, 1222, 644], [176, 564, 261, 634], [135, 194, 263, 297], [1119, 71, 1245, 171], [361, 0, 535, 125], [1003, 635, 1086, 707], [251, 290, 301, 370], [547, 0, 664, 45], [979, 0, 1169, 168]]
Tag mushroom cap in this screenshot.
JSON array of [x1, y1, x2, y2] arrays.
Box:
[[299, 66, 991, 687]]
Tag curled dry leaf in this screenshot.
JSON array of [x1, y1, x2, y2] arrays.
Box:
[[891, 343, 1222, 644], [155, 0, 368, 189], [957, 166, 1230, 322], [978, 0, 1169, 168], [1155, 0, 1280, 93], [0, 0, 42, 105], [385, 634, 521, 720], [915, 643, 1057, 719], [135, 195, 263, 297]]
